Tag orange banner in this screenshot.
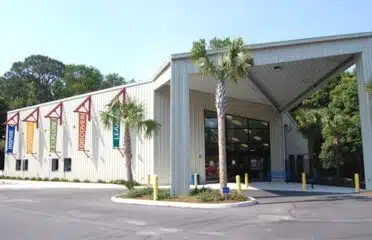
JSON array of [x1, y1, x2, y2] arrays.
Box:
[[78, 113, 87, 151], [26, 122, 35, 154]]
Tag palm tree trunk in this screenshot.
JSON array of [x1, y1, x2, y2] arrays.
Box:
[[216, 79, 227, 194], [124, 124, 134, 181]]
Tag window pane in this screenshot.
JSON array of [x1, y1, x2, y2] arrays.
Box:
[[227, 128, 249, 143], [226, 115, 247, 129], [249, 119, 269, 129], [204, 111, 217, 128], [205, 129, 218, 143], [16, 159, 21, 171], [22, 159, 28, 171], [52, 159, 59, 171], [64, 158, 71, 172], [249, 129, 269, 142]]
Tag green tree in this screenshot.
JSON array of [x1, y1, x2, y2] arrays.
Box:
[[0, 98, 8, 150], [320, 72, 361, 176], [1, 55, 65, 109], [102, 73, 134, 89], [100, 96, 160, 181], [191, 37, 253, 193]]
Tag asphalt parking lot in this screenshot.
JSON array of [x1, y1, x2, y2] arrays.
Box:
[[1, 188, 372, 239]]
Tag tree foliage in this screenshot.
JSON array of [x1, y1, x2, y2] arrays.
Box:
[[292, 71, 362, 176]]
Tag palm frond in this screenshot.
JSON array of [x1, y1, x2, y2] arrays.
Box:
[[191, 39, 217, 78], [138, 120, 161, 139]]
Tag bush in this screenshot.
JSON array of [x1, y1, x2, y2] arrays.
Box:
[[97, 179, 106, 184], [123, 180, 139, 190], [16, 176, 22, 180], [24, 177, 30, 180], [60, 178, 69, 182], [190, 186, 211, 196], [36, 177, 43, 181], [157, 189, 171, 200], [73, 179, 80, 182], [126, 187, 153, 198], [228, 190, 248, 201], [43, 177, 49, 181], [83, 179, 90, 183], [195, 189, 223, 203], [51, 178, 60, 182], [30, 177, 37, 181]]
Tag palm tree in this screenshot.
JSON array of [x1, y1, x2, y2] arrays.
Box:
[[100, 96, 160, 181], [191, 38, 253, 193]]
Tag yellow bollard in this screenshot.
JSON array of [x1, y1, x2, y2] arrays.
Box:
[[236, 175, 241, 193], [302, 172, 307, 192], [245, 173, 249, 190], [354, 173, 360, 193], [153, 175, 158, 201], [147, 174, 151, 187], [194, 173, 198, 188]]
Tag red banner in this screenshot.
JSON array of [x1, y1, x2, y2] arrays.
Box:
[[78, 113, 87, 151]]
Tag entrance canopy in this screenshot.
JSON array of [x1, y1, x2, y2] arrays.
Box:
[[152, 31, 372, 195], [154, 32, 370, 113]]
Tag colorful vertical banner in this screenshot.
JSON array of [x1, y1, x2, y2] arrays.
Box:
[[6, 125, 15, 153], [78, 112, 87, 151], [112, 109, 120, 148], [26, 122, 35, 154], [49, 118, 58, 152]]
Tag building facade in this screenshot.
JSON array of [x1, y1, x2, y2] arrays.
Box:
[[6, 31, 372, 194]]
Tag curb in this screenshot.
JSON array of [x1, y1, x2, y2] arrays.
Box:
[[111, 195, 257, 209]]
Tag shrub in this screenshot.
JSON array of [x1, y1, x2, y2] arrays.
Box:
[[51, 178, 60, 182], [97, 179, 106, 184], [190, 186, 211, 196], [228, 190, 248, 201], [43, 177, 49, 181], [16, 176, 22, 180], [30, 177, 37, 181], [126, 187, 153, 198], [36, 177, 43, 181], [195, 189, 223, 203], [83, 179, 90, 183], [73, 179, 80, 182], [60, 178, 69, 182], [123, 180, 140, 190], [157, 189, 171, 200], [24, 177, 30, 180]]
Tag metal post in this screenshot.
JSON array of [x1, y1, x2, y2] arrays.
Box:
[[302, 172, 307, 192], [236, 175, 241, 193], [355, 173, 360, 193], [245, 173, 249, 190], [153, 175, 158, 201], [194, 173, 198, 188]]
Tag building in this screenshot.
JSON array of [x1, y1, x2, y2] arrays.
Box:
[[3, 31, 372, 196]]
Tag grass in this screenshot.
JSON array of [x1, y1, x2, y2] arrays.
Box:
[[120, 186, 249, 203]]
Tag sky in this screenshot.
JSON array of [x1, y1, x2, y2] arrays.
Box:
[[0, 0, 371, 81]]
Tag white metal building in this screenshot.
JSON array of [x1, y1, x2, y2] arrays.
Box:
[[4, 31, 372, 195]]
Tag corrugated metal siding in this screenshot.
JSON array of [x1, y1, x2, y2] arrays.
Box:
[[153, 85, 284, 184], [4, 82, 154, 183]]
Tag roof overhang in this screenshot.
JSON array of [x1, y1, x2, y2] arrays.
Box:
[[153, 31, 372, 113]]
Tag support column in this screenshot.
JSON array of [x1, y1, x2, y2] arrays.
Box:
[[356, 41, 372, 189], [170, 60, 190, 196]]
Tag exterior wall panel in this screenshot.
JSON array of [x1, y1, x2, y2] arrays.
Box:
[[4, 82, 154, 183]]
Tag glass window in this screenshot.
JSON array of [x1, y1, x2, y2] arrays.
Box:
[[249, 128, 269, 142], [204, 111, 217, 129], [52, 158, 59, 171], [15, 159, 21, 171], [249, 119, 269, 129], [22, 159, 28, 171], [205, 129, 218, 143], [227, 128, 249, 143], [226, 115, 247, 129], [64, 158, 72, 172]]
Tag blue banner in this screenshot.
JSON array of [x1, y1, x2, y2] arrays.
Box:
[[6, 125, 15, 153]]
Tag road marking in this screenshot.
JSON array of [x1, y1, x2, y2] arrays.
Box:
[[198, 231, 224, 236], [124, 219, 147, 226], [258, 214, 295, 222], [159, 228, 182, 233], [0, 199, 38, 203], [136, 231, 157, 236]]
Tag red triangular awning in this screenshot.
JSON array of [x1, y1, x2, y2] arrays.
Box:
[[2, 112, 20, 130], [45, 102, 63, 125], [22, 107, 40, 128], [73, 95, 91, 121]]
